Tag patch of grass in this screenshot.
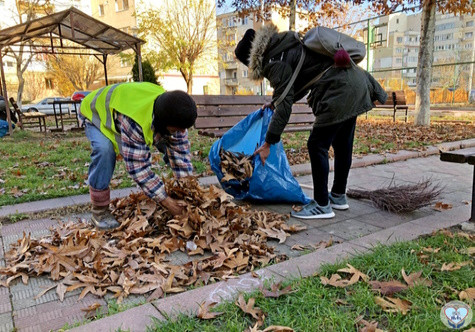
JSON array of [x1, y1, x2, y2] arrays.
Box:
[[5, 212, 29, 223], [2, 114, 474, 206], [149, 230, 474, 332], [57, 298, 145, 331]]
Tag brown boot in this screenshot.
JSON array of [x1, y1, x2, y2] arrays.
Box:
[[91, 205, 120, 230]]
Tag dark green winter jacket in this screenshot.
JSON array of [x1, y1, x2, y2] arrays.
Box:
[[248, 24, 388, 144]]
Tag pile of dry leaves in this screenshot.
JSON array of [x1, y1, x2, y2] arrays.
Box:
[[0, 177, 305, 303], [220, 149, 254, 183]]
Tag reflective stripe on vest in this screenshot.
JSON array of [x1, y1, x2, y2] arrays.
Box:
[[89, 84, 121, 153], [81, 82, 163, 154]]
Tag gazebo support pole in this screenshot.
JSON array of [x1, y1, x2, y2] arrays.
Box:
[[0, 48, 13, 135], [137, 45, 143, 82], [103, 54, 108, 86]]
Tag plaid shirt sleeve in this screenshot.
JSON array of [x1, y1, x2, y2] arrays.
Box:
[[165, 130, 193, 178], [118, 114, 168, 201]]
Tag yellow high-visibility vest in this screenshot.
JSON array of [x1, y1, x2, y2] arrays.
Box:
[[80, 82, 165, 153]]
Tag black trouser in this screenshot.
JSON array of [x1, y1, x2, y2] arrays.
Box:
[[307, 116, 357, 206]]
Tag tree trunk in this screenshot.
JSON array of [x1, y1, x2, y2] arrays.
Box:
[[289, 0, 296, 30], [16, 62, 24, 109], [414, 0, 436, 126], [180, 68, 193, 94], [187, 74, 193, 94]]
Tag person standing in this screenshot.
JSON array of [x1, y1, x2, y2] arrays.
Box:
[[234, 24, 387, 219]]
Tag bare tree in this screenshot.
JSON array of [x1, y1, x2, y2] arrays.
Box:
[[137, 0, 216, 94], [5, 0, 53, 107], [45, 53, 103, 96]]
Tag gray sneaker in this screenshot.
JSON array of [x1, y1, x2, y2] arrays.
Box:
[[291, 200, 335, 219], [329, 192, 349, 210]]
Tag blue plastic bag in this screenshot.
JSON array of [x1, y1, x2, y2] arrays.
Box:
[[0, 120, 14, 138], [209, 108, 310, 204]]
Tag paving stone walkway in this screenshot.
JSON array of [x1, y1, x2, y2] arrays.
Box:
[[0, 153, 473, 331]]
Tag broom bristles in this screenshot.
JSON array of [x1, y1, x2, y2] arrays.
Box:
[[347, 179, 442, 213]]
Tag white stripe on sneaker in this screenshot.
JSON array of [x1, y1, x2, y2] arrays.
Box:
[[331, 203, 349, 210]]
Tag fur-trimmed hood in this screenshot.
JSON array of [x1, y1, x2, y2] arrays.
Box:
[[249, 24, 278, 81]]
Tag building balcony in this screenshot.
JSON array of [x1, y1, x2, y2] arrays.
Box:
[[224, 62, 238, 70], [224, 78, 238, 86]]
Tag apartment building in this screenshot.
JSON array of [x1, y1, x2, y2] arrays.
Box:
[[90, 0, 219, 94], [371, 11, 475, 90], [217, 8, 309, 95]]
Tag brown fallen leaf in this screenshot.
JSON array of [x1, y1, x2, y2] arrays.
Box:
[[56, 283, 68, 302], [34, 285, 56, 300], [369, 280, 408, 296], [356, 317, 384, 332], [459, 288, 475, 301], [81, 302, 102, 317], [291, 205, 302, 212], [374, 296, 411, 315], [311, 238, 335, 250], [236, 294, 265, 321], [197, 302, 223, 320], [461, 247, 475, 255], [422, 246, 441, 253], [433, 202, 453, 211], [290, 244, 306, 251], [401, 269, 432, 287], [260, 282, 295, 298], [441, 261, 471, 271], [262, 326, 294, 332], [320, 274, 356, 288], [338, 264, 369, 284]]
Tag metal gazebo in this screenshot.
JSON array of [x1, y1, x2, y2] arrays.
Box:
[[0, 7, 145, 134]]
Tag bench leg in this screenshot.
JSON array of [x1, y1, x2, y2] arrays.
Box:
[[405, 109, 408, 123], [471, 166, 474, 222], [393, 108, 396, 122]]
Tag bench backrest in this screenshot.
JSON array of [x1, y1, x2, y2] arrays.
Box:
[[192, 95, 314, 136], [373, 90, 407, 107]]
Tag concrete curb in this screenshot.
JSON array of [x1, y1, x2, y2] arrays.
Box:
[[70, 204, 471, 332], [1, 138, 474, 218]]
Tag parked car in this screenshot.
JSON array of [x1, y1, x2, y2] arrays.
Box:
[[71, 91, 91, 101], [21, 97, 69, 115]]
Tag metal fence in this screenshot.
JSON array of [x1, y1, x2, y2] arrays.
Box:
[[332, 8, 475, 105]]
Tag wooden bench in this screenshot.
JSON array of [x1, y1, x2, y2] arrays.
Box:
[[9, 97, 47, 132], [192, 95, 315, 138], [440, 147, 475, 221], [371, 90, 409, 122]]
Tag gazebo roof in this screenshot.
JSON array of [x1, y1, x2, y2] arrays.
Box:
[[0, 7, 144, 55]]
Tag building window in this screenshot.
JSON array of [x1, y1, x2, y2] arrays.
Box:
[[115, 0, 128, 12], [5, 61, 13, 68], [396, 58, 402, 63], [465, 43, 473, 49], [396, 18, 399, 24], [203, 85, 209, 95], [243, 16, 248, 25], [397, 37, 403, 43], [233, 71, 237, 79], [465, 32, 473, 39], [98, 4, 104, 16], [467, 21, 474, 27], [45, 78, 53, 89], [242, 69, 248, 78]]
